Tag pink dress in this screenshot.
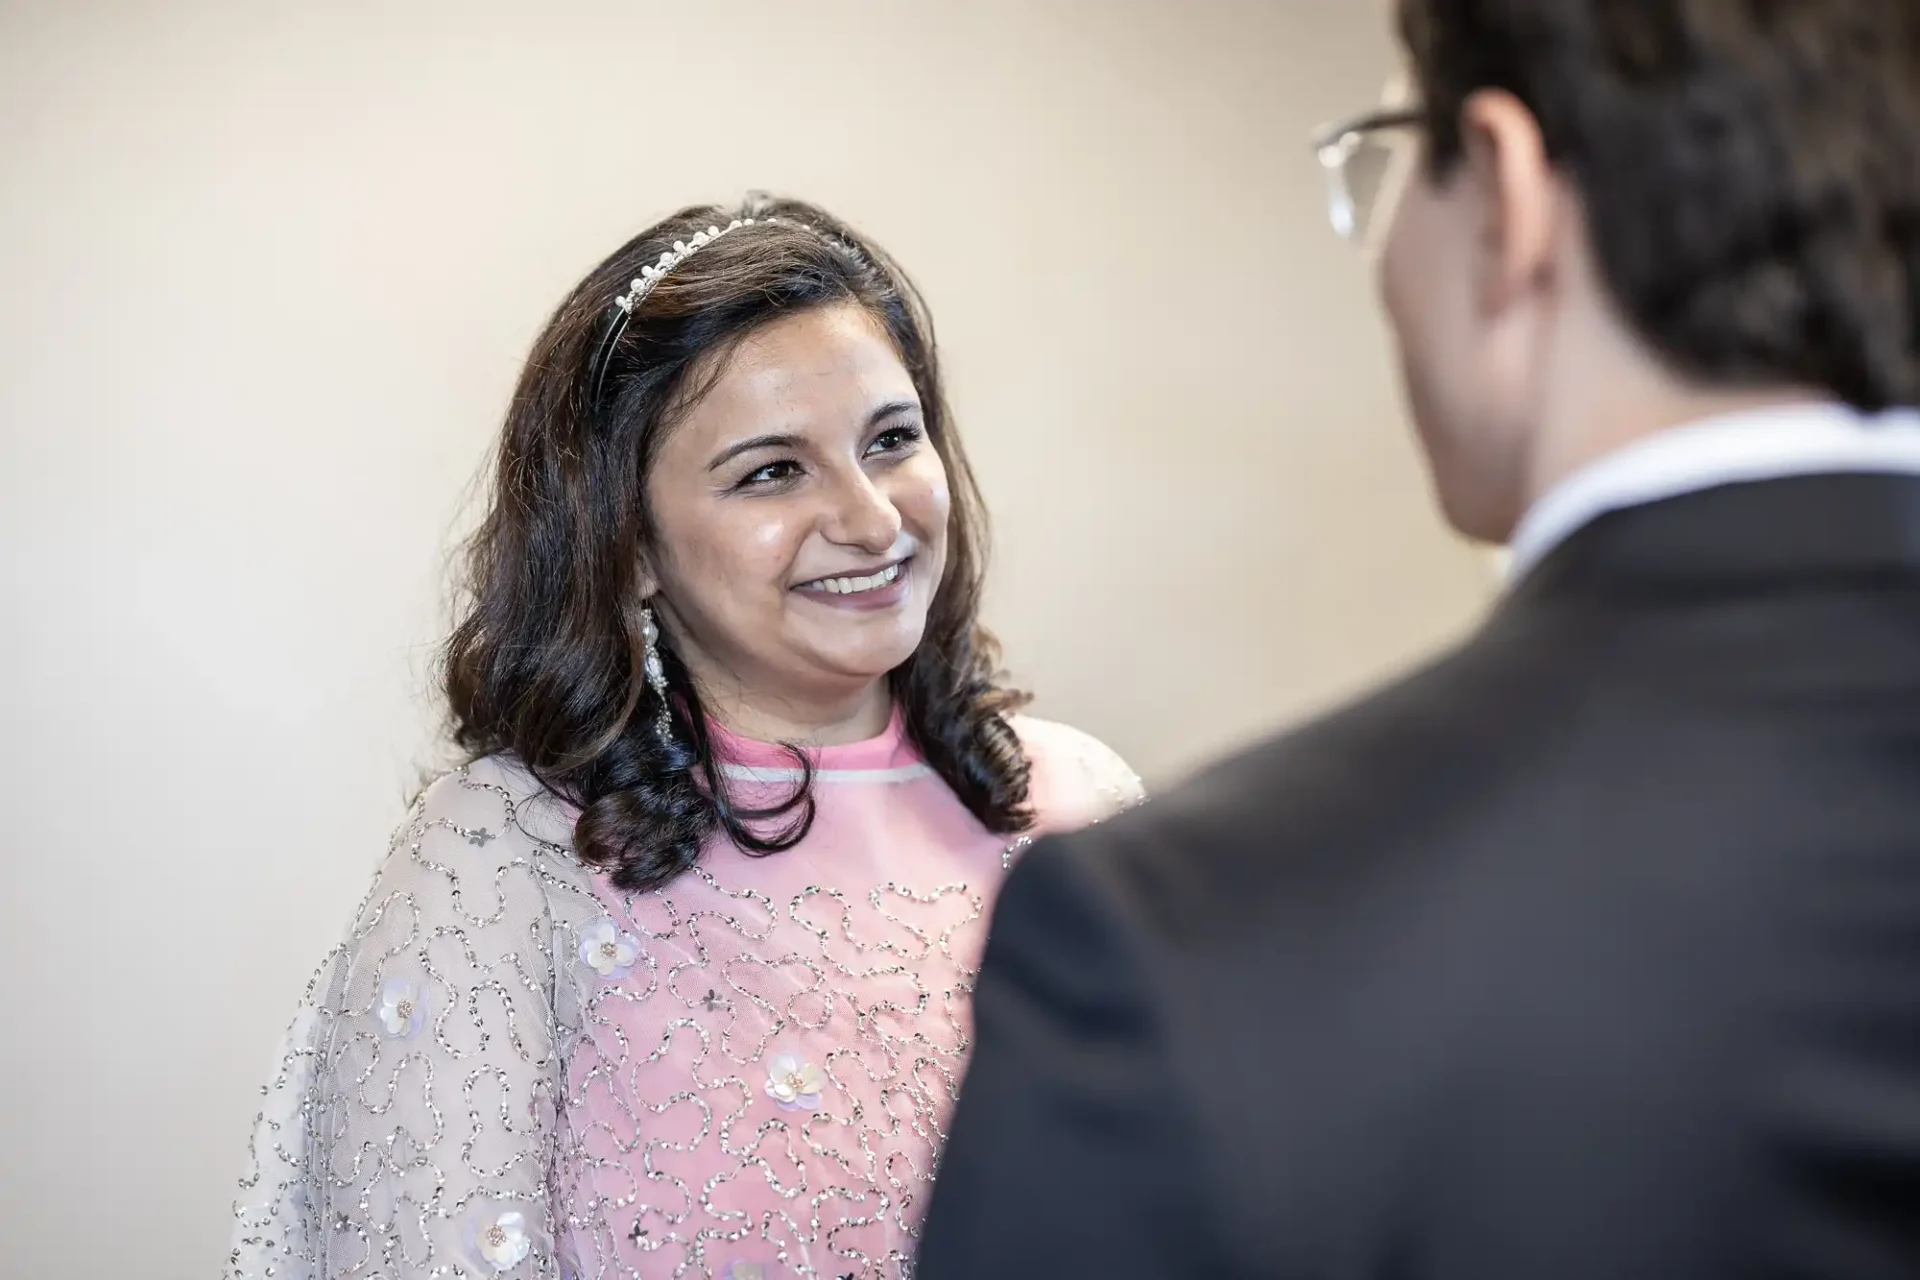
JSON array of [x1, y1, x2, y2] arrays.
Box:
[[230, 714, 1140, 1280]]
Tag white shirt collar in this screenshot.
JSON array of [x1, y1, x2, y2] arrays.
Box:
[[1506, 401, 1920, 581]]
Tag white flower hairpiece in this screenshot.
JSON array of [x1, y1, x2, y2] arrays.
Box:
[[586, 212, 842, 411], [588, 216, 791, 409], [613, 217, 758, 315]]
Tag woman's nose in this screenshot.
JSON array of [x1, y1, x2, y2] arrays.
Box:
[[822, 467, 903, 554]]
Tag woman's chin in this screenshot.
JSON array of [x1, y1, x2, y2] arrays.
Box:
[[795, 631, 927, 688]]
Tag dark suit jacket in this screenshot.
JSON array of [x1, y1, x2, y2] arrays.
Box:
[[919, 474, 1920, 1279]]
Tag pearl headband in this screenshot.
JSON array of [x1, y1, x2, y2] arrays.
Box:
[[585, 217, 782, 412]]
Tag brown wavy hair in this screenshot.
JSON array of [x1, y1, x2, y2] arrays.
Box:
[[443, 194, 1032, 891]]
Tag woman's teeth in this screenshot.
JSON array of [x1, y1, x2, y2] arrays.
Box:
[[802, 562, 903, 595]]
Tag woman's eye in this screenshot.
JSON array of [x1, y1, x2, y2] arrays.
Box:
[[739, 460, 800, 488], [867, 424, 923, 456]]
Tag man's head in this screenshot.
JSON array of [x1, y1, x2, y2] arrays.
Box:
[[1372, 0, 1920, 541]]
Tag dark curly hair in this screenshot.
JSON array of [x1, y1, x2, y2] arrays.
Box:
[[1399, 0, 1920, 408], [443, 194, 1032, 891]]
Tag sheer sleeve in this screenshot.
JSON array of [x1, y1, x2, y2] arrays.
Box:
[[1012, 715, 1146, 834], [230, 763, 599, 1279]]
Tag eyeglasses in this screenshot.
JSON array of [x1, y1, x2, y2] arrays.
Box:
[[1313, 108, 1424, 247]]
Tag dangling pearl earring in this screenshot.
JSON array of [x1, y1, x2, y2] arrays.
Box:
[[641, 604, 672, 743]]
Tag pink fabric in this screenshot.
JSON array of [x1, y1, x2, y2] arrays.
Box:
[[228, 711, 1136, 1280], [555, 714, 1135, 1278]]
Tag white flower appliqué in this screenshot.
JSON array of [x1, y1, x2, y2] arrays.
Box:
[[474, 1209, 532, 1273], [763, 1053, 827, 1112], [375, 978, 425, 1038], [577, 917, 640, 981]]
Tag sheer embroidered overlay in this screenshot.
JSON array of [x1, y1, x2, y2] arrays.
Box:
[[230, 716, 1139, 1279]]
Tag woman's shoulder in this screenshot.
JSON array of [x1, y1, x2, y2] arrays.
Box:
[[1009, 714, 1145, 834], [357, 757, 593, 919], [413, 754, 582, 851]]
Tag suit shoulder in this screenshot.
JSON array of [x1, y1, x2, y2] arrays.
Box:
[[1144, 641, 1501, 828], [1043, 634, 1574, 941]]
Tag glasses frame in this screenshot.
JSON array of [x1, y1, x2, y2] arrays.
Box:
[[1313, 107, 1425, 244]]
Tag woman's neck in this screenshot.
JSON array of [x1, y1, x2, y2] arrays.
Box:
[[699, 677, 893, 748]]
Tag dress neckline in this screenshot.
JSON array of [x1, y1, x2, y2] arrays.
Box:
[[707, 706, 929, 781]]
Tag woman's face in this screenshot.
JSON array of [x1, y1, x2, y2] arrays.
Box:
[[642, 302, 951, 711]]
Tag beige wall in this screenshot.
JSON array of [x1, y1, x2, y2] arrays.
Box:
[[0, 1, 1490, 1273]]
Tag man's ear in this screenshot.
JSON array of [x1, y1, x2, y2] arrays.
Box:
[[1456, 88, 1563, 315]]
